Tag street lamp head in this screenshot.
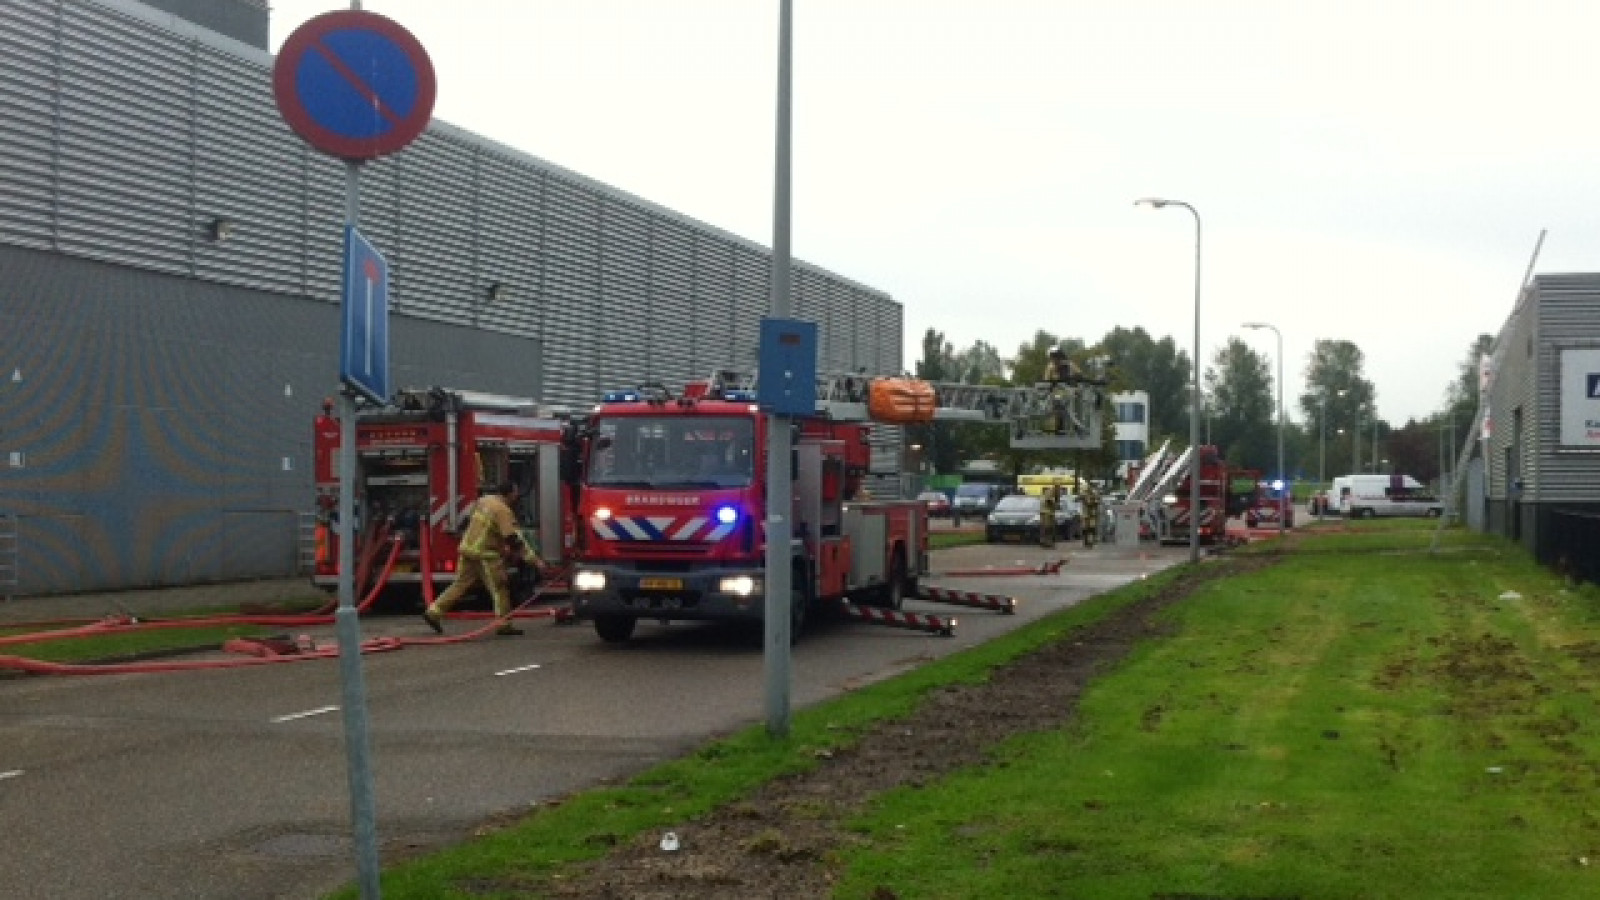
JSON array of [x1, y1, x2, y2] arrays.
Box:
[[1134, 197, 1170, 208]]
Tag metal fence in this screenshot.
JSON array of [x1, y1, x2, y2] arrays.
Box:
[[1542, 508, 1600, 586]]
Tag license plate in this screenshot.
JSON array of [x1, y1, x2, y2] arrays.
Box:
[[639, 577, 684, 591]]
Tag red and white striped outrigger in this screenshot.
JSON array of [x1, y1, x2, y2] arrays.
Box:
[[835, 601, 957, 636], [916, 585, 1018, 614]]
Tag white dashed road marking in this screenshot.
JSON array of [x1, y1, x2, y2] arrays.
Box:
[[271, 705, 339, 723], [495, 663, 543, 677]]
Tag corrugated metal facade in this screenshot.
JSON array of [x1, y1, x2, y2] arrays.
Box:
[[0, 0, 903, 594], [1479, 273, 1600, 573]]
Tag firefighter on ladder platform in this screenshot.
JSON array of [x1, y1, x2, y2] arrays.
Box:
[[424, 480, 547, 636]]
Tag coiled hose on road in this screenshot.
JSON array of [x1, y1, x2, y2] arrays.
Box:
[[0, 519, 566, 676]]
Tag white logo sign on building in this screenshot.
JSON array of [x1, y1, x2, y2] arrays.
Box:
[[1558, 347, 1600, 447]]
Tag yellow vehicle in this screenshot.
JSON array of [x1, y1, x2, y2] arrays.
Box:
[[1017, 471, 1078, 498]]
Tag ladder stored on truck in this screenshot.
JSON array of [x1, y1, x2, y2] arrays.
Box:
[[705, 367, 1108, 449]]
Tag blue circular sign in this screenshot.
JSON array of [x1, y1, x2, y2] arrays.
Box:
[[273, 10, 436, 160]]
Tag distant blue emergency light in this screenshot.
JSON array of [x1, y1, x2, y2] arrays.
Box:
[[603, 389, 641, 403], [721, 389, 757, 402], [716, 506, 738, 524]]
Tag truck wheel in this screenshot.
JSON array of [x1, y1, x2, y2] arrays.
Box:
[[874, 549, 908, 610], [1361, 508, 1377, 519], [593, 615, 637, 643]]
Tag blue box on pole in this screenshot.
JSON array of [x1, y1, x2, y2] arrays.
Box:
[[758, 318, 817, 416]]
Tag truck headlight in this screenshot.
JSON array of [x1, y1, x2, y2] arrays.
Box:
[[572, 569, 606, 591], [718, 575, 760, 596]]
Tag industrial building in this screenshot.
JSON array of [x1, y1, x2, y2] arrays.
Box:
[[0, 0, 904, 596], [1473, 273, 1600, 583]]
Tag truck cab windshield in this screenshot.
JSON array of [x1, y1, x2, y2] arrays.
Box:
[[587, 415, 756, 488]]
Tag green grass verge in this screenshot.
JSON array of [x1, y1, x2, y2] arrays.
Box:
[[0, 604, 307, 664], [332, 521, 1600, 899], [330, 562, 1187, 899], [929, 530, 986, 550], [836, 521, 1600, 899]]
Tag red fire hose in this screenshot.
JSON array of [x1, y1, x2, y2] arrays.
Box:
[[0, 517, 572, 676]]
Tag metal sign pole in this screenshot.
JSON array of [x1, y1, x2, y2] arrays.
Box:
[[331, 9, 382, 900], [336, 157, 383, 900], [275, 1, 433, 893], [763, 0, 794, 738]]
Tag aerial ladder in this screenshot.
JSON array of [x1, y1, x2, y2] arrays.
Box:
[[705, 363, 1109, 449]]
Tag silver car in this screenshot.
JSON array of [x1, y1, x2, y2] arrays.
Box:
[[1344, 493, 1445, 518]]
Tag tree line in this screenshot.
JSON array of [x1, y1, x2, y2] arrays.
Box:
[[910, 326, 1491, 489]]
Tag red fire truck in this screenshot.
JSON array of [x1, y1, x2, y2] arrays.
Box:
[[1151, 446, 1258, 546], [563, 377, 917, 642], [565, 369, 1110, 642], [1242, 473, 1295, 529], [312, 387, 576, 605]]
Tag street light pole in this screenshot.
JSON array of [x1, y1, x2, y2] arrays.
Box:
[[1243, 322, 1284, 535], [1353, 404, 1362, 473], [1318, 395, 1327, 485], [1372, 415, 1380, 472], [1137, 197, 1202, 563]]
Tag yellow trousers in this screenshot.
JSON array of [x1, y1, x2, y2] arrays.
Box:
[[430, 554, 511, 618]]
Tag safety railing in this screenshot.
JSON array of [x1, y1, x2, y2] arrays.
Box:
[[0, 514, 17, 600], [296, 512, 319, 576]]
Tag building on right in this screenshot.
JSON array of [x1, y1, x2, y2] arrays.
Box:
[[1474, 273, 1600, 583], [1111, 391, 1150, 485]]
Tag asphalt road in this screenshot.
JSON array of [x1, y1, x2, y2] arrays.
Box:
[[0, 539, 1189, 899]]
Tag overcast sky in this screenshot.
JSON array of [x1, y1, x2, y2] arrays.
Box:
[[270, 0, 1600, 426]]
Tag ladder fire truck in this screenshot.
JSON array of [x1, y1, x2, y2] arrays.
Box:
[[312, 387, 576, 605], [566, 367, 1108, 642], [1126, 442, 1256, 546]]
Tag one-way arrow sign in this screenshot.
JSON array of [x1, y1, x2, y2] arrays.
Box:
[[341, 224, 390, 404]]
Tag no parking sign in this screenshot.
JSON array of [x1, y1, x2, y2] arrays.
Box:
[[273, 9, 436, 161]]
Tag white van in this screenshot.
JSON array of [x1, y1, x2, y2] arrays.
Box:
[[1327, 476, 1353, 514], [1340, 474, 1433, 518]]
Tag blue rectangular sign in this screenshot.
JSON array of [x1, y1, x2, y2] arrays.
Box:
[[340, 224, 391, 405], [757, 318, 817, 416]]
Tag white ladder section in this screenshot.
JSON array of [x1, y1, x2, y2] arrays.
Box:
[[706, 368, 1108, 449]]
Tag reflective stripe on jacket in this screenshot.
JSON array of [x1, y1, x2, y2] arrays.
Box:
[[460, 494, 517, 560]]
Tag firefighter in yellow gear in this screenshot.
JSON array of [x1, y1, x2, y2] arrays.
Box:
[[1039, 486, 1059, 547], [1080, 484, 1100, 548], [424, 481, 544, 636]]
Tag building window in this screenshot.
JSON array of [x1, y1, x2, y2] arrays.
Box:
[[1116, 439, 1146, 462], [1115, 402, 1146, 424]]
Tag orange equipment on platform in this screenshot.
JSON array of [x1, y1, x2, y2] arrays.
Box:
[[867, 377, 937, 424]]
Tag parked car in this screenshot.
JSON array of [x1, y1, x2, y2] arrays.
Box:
[[951, 483, 1006, 520], [985, 494, 1081, 544], [916, 490, 952, 517], [1345, 492, 1445, 518]]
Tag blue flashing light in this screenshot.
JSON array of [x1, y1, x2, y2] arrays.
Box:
[[1271, 479, 1285, 492], [603, 389, 641, 403], [716, 505, 738, 525], [721, 389, 757, 402]]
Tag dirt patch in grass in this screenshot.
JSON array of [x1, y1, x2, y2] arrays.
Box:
[[528, 555, 1279, 900]]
